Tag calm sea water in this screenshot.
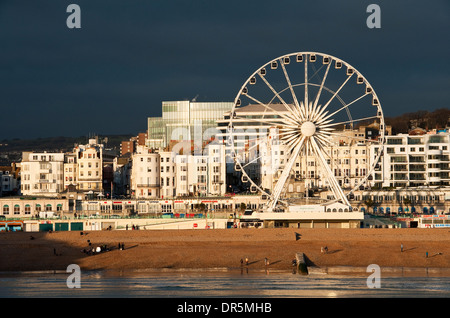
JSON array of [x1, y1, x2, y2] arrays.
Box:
[[2, 269, 450, 298]]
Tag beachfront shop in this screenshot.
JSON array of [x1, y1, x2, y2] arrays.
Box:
[[0, 220, 24, 232], [417, 215, 450, 228], [23, 220, 101, 232]]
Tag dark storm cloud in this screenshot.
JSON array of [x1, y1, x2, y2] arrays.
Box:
[[0, 0, 449, 139]]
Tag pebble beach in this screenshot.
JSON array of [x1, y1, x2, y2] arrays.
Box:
[[1, 228, 450, 274]]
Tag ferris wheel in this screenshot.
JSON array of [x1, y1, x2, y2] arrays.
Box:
[[227, 52, 385, 211]]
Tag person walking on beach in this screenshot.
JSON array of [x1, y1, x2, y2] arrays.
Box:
[[245, 257, 249, 266], [401, 243, 403, 252]]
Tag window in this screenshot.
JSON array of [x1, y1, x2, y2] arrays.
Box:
[[14, 205, 20, 215], [25, 205, 31, 215], [3, 205, 9, 215]]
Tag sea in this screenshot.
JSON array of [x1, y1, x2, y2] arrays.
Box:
[[1, 268, 450, 298]]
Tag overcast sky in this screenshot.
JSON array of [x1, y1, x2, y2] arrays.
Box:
[[0, 0, 449, 140]]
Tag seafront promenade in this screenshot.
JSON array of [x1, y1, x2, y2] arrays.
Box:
[[1, 227, 450, 274]]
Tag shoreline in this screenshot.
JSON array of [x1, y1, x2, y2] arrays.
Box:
[[3, 265, 450, 278], [1, 228, 450, 275]]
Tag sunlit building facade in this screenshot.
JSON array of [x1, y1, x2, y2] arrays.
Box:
[[147, 101, 233, 149]]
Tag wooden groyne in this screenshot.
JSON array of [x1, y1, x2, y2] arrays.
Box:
[[295, 252, 308, 275]]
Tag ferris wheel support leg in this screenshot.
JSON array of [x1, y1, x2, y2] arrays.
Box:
[[268, 136, 306, 211], [310, 137, 351, 207]]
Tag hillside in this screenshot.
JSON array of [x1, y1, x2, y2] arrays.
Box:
[[385, 108, 450, 134], [0, 134, 133, 153], [0, 134, 134, 165]]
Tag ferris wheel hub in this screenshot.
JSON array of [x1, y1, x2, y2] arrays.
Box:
[[300, 121, 316, 137]]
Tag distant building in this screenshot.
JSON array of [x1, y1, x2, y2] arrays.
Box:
[[147, 100, 233, 149], [130, 145, 160, 199], [372, 132, 450, 188], [0, 164, 20, 197], [120, 140, 134, 156], [21, 152, 65, 197], [159, 150, 176, 198], [113, 155, 131, 196], [74, 137, 104, 193], [63, 153, 77, 191]]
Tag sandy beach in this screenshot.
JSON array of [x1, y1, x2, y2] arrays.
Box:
[[1, 228, 450, 273]]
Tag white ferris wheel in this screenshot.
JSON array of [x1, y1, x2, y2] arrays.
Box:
[[227, 52, 385, 212]]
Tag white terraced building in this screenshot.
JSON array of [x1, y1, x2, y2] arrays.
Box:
[[130, 143, 226, 199], [372, 132, 450, 188], [21, 152, 65, 197]]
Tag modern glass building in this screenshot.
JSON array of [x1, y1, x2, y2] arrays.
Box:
[[147, 101, 233, 149]]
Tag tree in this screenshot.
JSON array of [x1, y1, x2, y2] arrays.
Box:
[[364, 198, 375, 213], [403, 197, 411, 213]]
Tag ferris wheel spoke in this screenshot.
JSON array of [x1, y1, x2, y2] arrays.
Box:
[[323, 131, 381, 144], [310, 137, 350, 206], [304, 56, 309, 111], [258, 73, 302, 123], [320, 73, 354, 114], [269, 135, 306, 209], [309, 63, 325, 83], [318, 93, 370, 125], [232, 115, 295, 129], [241, 154, 264, 169], [244, 93, 298, 126], [314, 133, 332, 148], [279, 59, 305, 121], [284, 133, 302, 149], [311, 62, 332, 120], [319, 115, 380, 129]]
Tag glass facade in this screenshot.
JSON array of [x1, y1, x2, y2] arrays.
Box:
[[147, 117, 166, 149], [147, 101, 233, 149]]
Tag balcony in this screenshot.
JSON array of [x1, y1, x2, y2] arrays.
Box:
[[390, 156, 407, 163], [392, 173, 408, 181], [409, 174, 425, 181], [427, 148, 442, 155], [428, 176, 441, 182], [136, 183, 160, 188], [387, 139, 404, 145], [409, 166, 425, 172]]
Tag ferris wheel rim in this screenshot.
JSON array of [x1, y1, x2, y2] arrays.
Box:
[[228, 51, 386, 207]]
